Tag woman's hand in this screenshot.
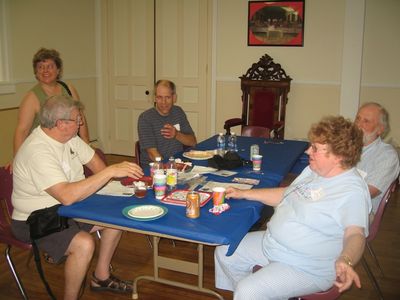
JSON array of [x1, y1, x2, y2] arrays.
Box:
[[334, 257, 361, 292], [225, 187, 245, 200]]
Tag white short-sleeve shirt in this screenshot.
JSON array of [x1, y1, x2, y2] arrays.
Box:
[[12, 127, 95, 221]]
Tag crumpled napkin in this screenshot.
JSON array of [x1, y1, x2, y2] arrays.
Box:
[[96, 181, 134, 197], [209, 203, 230, 215]]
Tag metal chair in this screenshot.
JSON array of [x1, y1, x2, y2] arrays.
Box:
[[252, 265, 340, 300], [241, 125, 271, 138], [361, 179, 397, 300], [0, 166, 32, 300]]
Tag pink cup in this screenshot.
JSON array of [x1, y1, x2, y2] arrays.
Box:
[[252, 154, 262, 171], [212, 187, 226, 206]]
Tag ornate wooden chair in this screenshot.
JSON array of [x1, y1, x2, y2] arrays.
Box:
[[241, 125, 271, 138], [224, 54, 292, 139]]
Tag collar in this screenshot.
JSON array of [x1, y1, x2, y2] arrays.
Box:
[[363, 136, 381, 152]]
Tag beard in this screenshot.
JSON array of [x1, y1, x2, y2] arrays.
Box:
[[363, 128, 379, 145]]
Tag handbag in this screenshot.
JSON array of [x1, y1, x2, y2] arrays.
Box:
[[208, 151, 250, 170], [26, 204, 69, 300], [26, 204, 69, 239]]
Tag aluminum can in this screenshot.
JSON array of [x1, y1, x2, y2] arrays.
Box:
[[186, 191, 200, 218], [250, 144, 259, 160]]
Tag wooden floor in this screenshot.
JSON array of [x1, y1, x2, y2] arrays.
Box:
[[1, 154, 399, 300]]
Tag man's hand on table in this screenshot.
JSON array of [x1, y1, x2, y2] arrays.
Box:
[[108, 161, 144, 179]]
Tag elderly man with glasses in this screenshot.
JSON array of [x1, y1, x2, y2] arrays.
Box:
[[355, 102, 400, 221], [138, 79, 197, 166], [11, 95, 144, 299]]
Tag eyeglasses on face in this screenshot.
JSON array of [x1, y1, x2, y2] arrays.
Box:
[[308, 143, 328, 154], [59, 115, 83, 125]]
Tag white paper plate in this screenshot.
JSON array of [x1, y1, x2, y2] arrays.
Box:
[[127, 205, 165, 219]]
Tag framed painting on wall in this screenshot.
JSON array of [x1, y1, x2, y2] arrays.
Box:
[[248, 0, 305, 47]]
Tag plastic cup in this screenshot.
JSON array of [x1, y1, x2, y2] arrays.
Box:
[[212, 187, 226, 206], [252, 154, 262, 171], [135, 186, 147, 198], [153, 173, 167, 199]]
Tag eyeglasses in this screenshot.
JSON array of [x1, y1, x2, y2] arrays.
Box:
[[308, 143, 328, 154], [59, 115, 83, 125]]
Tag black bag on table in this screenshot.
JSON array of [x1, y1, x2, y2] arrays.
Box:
[[26, 204, 69, 300], [208, 151, 250, 170]]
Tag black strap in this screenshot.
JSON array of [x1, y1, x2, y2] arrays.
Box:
[[57, 80, 72, 97], [31, 240, 57, 300]]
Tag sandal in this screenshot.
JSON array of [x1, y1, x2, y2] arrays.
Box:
[[90, 272, 133, 293]]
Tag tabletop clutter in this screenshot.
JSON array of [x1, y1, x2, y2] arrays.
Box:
[[114, 135, 264, 220], [147, 154, 237, 218]]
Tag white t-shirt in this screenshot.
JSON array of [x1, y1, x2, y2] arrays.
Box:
[[263, 166, 371, 289], [12, 127, 95, 221], [357, 137, 400, 213]]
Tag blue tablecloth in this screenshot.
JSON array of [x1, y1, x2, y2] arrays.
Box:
[[178, 135, 309, 186], [59, 137, 308, 255]]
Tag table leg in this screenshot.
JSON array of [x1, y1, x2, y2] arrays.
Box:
[[132, 236, 223, 300]]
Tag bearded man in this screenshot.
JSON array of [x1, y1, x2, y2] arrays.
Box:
[[355, 102, 399, 219]]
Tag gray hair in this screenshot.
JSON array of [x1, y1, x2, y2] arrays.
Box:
[[40, 95, 83, 129], [359, 102, 390, 137]]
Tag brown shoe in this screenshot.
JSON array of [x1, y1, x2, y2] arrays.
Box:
[[90, 272, 133, 293]]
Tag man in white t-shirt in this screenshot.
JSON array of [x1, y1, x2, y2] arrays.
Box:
[[11, 95, 144, 298], [355, 102, 400, 219]]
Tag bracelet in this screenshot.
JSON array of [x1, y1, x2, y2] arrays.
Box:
[[339, 255, 353, 267]]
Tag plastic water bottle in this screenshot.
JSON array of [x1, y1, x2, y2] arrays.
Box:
[[217, 133, 226, 156], [227, 132, 238, 152], [166, 156, 177, 192], [151, 157, 163, 179]]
